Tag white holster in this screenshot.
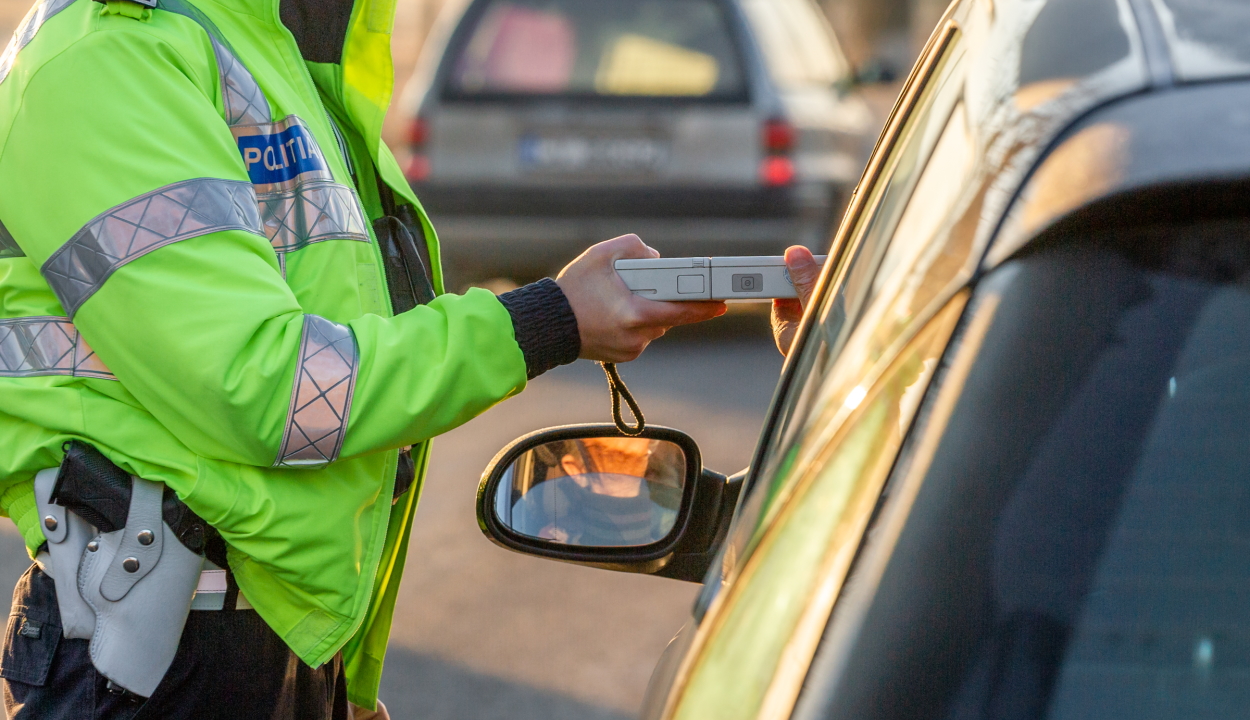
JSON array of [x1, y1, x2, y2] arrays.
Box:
[[35, 469, 203, 697]]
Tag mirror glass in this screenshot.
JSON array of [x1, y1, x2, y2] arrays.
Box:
[[493, 436, 687, 548]]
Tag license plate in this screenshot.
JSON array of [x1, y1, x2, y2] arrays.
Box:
[[518, 135, 669, 173]]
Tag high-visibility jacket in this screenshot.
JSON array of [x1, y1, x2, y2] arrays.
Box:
[[0, 0, 531, 706]]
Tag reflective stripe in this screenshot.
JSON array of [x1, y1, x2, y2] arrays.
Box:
[[42, 178, 263, 317], [0, 219, 22, 259], [0, 316, 115, 379], [233, 115, 369, 252], [261, 181, 369, 252], [0, 0, 77, 87], [275, 315, 357, 468], [211, 37, 271, 126], [158, 0, 270, 126]]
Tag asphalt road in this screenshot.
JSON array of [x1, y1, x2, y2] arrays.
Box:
[[0, 313, 785, 719]]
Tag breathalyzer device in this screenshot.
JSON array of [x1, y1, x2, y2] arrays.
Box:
[[614, 255, 826, 301]]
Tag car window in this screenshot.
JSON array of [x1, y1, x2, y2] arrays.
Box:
[[739, 0, 850, 88], [818, 219, 1250, 720], [671, 295, 967, 720], [737, 28, 968, 553], [443, 0, 747, 99]]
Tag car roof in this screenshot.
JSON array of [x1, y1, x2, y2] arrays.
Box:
[[909, 0, 1250, 271], [1002, 0, 1250, 88]]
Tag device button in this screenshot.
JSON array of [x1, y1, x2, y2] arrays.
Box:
[[677, 275, 706, 294], [732, 273, 763, 292]]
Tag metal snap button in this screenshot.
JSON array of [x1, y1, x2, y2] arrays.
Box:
[[122, 557, 140, 573], [87, 541, 99, 552], [43, 515, 57, 532], [136, 529, 154, 546]]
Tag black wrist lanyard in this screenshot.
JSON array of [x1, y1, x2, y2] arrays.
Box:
[[601, 362, 645, 436]]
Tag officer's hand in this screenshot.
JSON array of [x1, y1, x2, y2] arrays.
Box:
[[556, 234, 726, 363], [771, 246, 822, 356]]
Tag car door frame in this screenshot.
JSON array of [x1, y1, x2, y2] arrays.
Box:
[[645, 7, 977, 719], [744, 11, 964, 491]]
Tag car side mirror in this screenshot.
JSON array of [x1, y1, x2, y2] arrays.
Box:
[[475, 424, 743, 582]]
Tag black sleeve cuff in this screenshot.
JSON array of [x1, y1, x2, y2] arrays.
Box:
[[497, 278, 581, 379]]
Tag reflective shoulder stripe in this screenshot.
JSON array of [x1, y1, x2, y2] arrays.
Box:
[[0, 316, 115, 379], [157, 0, 270, 126], [42, 178, 263, 317], [158, 0, 368, 257], [210, 39, 271, 127], [275, 314, 358, 468], [0, 219, 23, 259], [0, 0, 77, 87]]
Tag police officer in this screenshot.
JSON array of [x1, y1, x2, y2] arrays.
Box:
[[0, 0, 726, 714]]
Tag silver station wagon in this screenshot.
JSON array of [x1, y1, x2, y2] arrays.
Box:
[[397, 0, 877, 282]]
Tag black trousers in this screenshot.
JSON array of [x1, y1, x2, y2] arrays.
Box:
[[0, 564, 349, 720]]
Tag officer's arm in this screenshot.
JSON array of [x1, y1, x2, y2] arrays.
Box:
[[0, 28, 532, 467]]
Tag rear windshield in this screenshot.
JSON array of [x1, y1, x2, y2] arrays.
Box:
[[443, 0, 748, 100], [826, 219, 1250, 720]]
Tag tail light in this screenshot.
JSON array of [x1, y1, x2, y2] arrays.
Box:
[[404, 116, 431, 182], [760, 156, 796, 186], [760, 117, 796, 187], [762, 118, 796, 153]]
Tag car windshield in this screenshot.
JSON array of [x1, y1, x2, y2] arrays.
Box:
[[823, 219, 1250, 720], [444, 0, 747, 99]]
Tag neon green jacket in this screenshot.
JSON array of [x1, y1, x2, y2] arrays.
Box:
[[0, 0, 530, 706]]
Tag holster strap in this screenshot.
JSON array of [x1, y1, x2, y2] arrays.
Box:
[[97, 475, 163, 602]]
